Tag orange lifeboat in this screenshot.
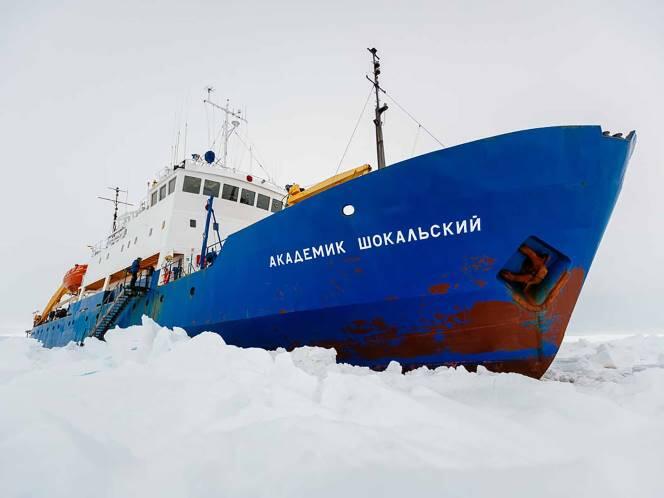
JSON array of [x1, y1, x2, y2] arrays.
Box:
[[34, 264, 89, 326], [62, 264, 88, 294]]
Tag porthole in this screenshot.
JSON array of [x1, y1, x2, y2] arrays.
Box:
[[190, 287, 196, 297], [342, 204, 355, 216]]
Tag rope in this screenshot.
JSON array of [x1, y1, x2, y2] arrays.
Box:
[[381, 89, 445, 148], [335, 87, 374, 174]]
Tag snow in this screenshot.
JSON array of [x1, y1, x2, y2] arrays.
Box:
[[1, 318, 663, 498]]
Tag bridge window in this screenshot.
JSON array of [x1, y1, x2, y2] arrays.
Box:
[[159, 185, 167, 200], [256, 193, 270, 211], [190, 219, 196, 228], [203, 179, 221, 197], [222, 184, 239, 202], [271, 199, 283, 212], [183, 175, 202, 194], [168, 177, 176, 195], [151, 191, 158, 206], [240, 188, 255, 206]]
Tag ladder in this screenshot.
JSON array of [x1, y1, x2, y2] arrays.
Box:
[[89, 286, 146, 340]]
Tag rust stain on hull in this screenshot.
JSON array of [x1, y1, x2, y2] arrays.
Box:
[[462, 256, 496, 274], [329, 268, 585, 379], [428, 283, 450, 295]]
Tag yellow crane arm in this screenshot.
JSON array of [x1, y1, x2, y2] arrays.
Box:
[[34, 285, 68, 326], [286, 164, 372, 206]]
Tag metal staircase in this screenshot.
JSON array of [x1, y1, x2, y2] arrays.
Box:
[[90, 286, 146, 340]]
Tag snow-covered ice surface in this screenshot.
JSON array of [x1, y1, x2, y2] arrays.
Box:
[[1, 318, 663, 498]]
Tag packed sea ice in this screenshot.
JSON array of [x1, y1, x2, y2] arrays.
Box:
[[1, 317, 662, 498]]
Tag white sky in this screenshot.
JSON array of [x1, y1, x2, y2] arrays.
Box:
[[1, 0, 662, 334]]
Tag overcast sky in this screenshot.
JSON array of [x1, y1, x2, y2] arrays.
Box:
[[1, 0, 662, 335]]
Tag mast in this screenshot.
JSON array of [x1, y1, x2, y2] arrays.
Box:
[[203, 92, 247, 169], [367, 47, 388, 170], [98, 187, 132, 233]]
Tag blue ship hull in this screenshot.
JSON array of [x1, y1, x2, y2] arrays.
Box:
[[31, 125, 635, 378]]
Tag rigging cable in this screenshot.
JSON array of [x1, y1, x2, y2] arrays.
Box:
[[380, 88, 446, 148], [231, 130, 274, 183], [411, 124, 422, 156], [335, 87, 374, 175]]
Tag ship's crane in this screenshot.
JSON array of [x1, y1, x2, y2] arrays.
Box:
[[286, 164, 372, 207]]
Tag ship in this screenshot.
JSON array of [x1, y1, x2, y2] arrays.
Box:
[[29, 49, 636, 378]]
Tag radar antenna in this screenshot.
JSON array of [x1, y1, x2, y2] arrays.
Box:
[[203, 93, 248, 170], [98, 187, 133, 233], [366, 47, 388, 170]]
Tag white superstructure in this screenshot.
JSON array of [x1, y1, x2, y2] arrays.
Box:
[[82, 157, 285, 291]]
